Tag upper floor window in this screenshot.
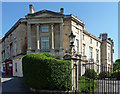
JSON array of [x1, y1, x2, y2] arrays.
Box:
[[7, 47, 9, 58], [108, 52, 110, 61], [82, 44, 85, 56], [15, 63, 17, 72], [10, 34, 12, 41], [76, 39, 79, 52], [14, 31, 16, 38], [96, 50, 99, 61], [90, 47, 93, 59], [96, 42, 98, 47], [42, 25, 49, 32], [7, 37, 10, 43], [82, 34, 85, 40], [90, 38, 92, 44], [2, 52, 5, 61], [14, 42, 17, 56], [41, 37, 49, 49], [97, 65, 99, 73]]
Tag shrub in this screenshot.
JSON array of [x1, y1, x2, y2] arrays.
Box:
[[83, 69, 97, 79], [22, 53, 71, 90], [112, 70, 120, 80], [79, 76, 98, 93], [98, 71, 111, 79]]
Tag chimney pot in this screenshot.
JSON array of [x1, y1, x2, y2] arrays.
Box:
[[60, 8, 64, 14], [29, 4, 35, 14]]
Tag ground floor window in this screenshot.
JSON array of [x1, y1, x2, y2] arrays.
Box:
[[15, 63, 17, 72]]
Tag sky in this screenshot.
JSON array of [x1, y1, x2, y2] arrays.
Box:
[[1, 2, 118, 61]]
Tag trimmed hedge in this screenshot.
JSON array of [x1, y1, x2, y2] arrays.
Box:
[[22, 53, 71, 90], [83, 69, 97, 79]]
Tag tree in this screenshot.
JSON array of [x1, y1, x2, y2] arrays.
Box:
[[113, 59, 120, 71]]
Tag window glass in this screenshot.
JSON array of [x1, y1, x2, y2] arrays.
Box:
[[15, 63, 17, 72], [82, 44, 85, 56], [76, 39, 79, 52], [82, 34, 85, 40], [14, 43, 17, 56], [90, 47, 93, 59], [96, 42, 98, 47], [90, 38, 92, 44], [41, 37, 49, 49], [7, 47, 9, 58], [42, 25, 49, 32], [14, 31, 16, 38], [96, 50, 99, 61]]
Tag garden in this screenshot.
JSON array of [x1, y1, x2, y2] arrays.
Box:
[[22, 53, 120, 93]]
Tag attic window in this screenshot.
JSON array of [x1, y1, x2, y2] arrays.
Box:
[[42, 25, 49, 32]]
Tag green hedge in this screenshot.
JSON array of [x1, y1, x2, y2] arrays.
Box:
[[83, 69, 97, 79], [22, 53, 71, 90]]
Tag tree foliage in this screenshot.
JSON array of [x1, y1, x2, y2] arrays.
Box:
[[113, 59, 120, 71]]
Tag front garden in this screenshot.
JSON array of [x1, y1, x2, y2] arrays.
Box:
[[22, 53, 120, 93]]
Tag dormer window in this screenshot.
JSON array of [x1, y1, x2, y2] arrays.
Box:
[[42, 25, 49, 32]]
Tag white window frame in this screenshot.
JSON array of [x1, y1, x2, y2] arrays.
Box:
[[41, 25, 49, 32], [41, 37, 49, 49]]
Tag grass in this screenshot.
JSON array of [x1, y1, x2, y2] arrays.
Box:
[[78, 76, 98, 93]]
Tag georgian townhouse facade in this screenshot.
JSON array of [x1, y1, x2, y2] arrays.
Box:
[[1, 4, 114, 77]]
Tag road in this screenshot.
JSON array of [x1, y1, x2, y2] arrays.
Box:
[[2, 75, 33, 94]]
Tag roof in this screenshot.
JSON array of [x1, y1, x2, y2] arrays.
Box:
[[26, 9, 65, 18], [83, 30, 101, 42], [2, 18, 26, 42]]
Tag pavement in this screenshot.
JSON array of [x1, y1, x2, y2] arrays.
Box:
[[1, 74, 120, 94], [2, 74, 33, 94]]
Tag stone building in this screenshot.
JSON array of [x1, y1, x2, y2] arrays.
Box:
[[1, 4, 114, 77]]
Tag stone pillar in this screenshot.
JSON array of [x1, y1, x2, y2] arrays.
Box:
[[27, 23, 31, 53], [51, 24, 54, 49], [36, 24, 40, 50], [60, 23, 63, 49], [57, 23, 64, 59]]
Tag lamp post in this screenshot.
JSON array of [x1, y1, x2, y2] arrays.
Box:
[[69, 31, 77, 93], [69, 31, 76, 56]]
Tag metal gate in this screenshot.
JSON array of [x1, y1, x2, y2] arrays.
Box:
[[78, 62, 120, 94]]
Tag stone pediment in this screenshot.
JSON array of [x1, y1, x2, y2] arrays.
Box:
[[26, 10, 64, 18]]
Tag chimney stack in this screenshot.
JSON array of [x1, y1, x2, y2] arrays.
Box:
[[60, 8, 64, 14], [29, 4, 35, 14], [99, 33, 108, 41]]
